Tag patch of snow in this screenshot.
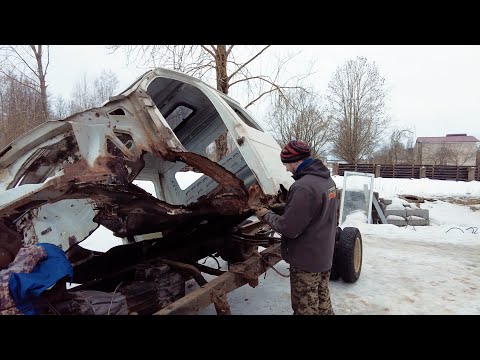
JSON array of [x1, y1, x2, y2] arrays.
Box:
[[342, 210, 368, 227], [387, 215, 405, 220]]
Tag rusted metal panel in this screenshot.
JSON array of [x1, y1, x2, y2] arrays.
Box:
[[0, 66, 302, 316], [0, 67, 291, 270]]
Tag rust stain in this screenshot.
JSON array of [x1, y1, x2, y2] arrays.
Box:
[[1, 126, 281, 245], [246, 183, 282, 213]]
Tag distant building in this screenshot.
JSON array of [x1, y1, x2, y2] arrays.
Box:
[[415, 133, 479, 166]]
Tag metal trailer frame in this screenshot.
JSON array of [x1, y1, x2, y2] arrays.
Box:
[[155, 243, 283, 315]]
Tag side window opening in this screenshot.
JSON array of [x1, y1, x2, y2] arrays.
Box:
[[80, 179, 159, 251], [205, 132, 236, 162], [114, 132, 134, 149], [107, 132, 134, 158], [132, 179, 158, 198], [233, 108, 256, 129], [108, 108, 125, 116], [165, 105, 194, 130], [175, 167, 204, 190]]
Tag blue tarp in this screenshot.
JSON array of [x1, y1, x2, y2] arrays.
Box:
[[9, 243, 73, 315]]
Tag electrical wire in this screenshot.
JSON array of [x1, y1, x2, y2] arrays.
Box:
[[107, 281, 124, 315], [446, 227, 464, 233], [465, 226, 478, 234], [257, 253, 289, 278]]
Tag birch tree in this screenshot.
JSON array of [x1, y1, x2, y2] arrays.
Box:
[[69, 70, 119, 114], [50, 70, 119, 119]]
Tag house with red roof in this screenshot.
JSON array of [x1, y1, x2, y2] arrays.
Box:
[[415, 134, 479, 166]]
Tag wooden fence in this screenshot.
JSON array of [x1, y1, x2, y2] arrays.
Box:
[[336, 164, 480, 182]]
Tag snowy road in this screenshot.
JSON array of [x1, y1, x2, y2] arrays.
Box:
[[332, 229, 480, 315], [195, 223, 480, 315]]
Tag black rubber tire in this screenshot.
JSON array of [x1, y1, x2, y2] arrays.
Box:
[[329, 227, 342, 281], [337, 227, 362, 283], [329, 258, 340, 280]]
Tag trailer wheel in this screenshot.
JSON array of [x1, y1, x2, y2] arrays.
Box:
[[329, 227, 342, 281], [336, 227, 362, 283], [329, 259, 340, 281]]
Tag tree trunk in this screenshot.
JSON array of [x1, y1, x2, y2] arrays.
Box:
[[31, 45, 49, 121], [215, 45, 229, 95], [214, 45, 229, 160]]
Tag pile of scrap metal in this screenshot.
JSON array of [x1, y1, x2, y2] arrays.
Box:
[[0, 68, 291, 314], [0, 239, 188, 315], [0, 68, 361, 315]]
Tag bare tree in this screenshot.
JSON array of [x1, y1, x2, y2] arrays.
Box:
[[69, 72, 96, 114], [369, 145, 388, 164], [0, 45, 50, 121], [266, 89, 330, 159], [326, 56, 390, 163], [0, 71, 44, 148], [386, 128, 414, 164], [405, 137, 416, 164], [433, 144, 456, 165], [449, 143, 476, 166], [106, 45, 314, 158], [370, 129, 415, 164], [93, 69, 119, 105], [50, 95, 70, 121], [57, 70, 119, 116]]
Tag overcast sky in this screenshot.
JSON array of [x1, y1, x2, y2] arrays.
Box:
[[47, 45, 480, 141]]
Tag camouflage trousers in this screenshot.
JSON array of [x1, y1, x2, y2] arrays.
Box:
[[289, 266, 334, 315]]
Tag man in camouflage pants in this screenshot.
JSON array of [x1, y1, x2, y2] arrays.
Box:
[[290, 267, 334, 315], [255, 140, 337, 315]]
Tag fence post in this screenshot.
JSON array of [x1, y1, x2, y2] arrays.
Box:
[[420, 166, 426, 179], [468, 167, 475, 182], [375, 164, 381, 178], [333, 163, 339, 176]]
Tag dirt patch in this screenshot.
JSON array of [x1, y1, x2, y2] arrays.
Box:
[[432, 196, 480, 212], [399, 194, 426, 204], [439, 197, 480, 207], [404, 195, 480, 211]]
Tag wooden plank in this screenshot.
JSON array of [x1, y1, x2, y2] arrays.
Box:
[[372, 196, 388, 224]]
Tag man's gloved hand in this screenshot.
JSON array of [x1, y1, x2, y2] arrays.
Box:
[[255, 207, 270, 219]]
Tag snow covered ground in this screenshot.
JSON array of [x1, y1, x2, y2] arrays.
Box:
[[81, 174, 480, 315], [192, 176, 480, 315]]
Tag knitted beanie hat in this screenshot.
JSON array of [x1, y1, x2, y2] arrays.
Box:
[[280, 140, 311, 163]]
